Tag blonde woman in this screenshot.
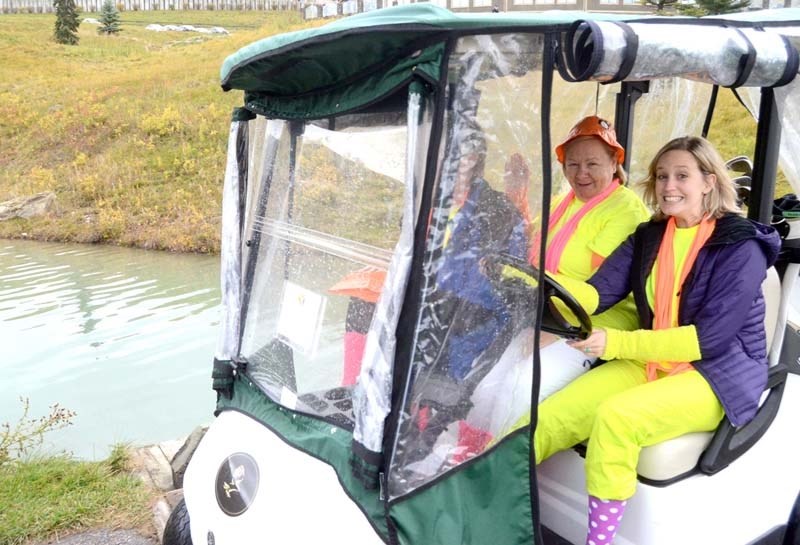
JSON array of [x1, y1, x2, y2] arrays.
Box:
[[530, 136, 780, 544]]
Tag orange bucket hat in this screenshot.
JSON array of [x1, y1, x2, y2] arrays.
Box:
[[555, 115, 625, 165]]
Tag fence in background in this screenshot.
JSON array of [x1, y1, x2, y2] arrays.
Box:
[[1, 0, 298, 13], [2, 0, 796, 17], [0, 0, 651, 15], [304, 0, 651, 18]]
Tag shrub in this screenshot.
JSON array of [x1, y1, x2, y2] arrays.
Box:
[[0, 398, 76, 466]]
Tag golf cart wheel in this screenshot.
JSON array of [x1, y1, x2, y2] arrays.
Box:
[[162, 498, 192, 545]]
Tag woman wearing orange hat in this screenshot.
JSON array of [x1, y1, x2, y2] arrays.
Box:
[[536, 116, 649, 395], [540, 115, 649, 325], [467, 117, 648, 441], [531, 116, 649, 399]]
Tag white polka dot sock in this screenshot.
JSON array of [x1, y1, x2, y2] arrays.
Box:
[[586, 495, 627, 545]]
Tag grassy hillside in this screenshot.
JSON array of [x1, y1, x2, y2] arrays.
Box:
[[0, 10, 320, 252], [0, 14, 785, 253]]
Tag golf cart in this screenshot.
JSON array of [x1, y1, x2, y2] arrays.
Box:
[[164, 5, 800, 544]]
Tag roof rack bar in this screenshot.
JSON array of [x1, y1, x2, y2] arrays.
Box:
[[614, 81, 649, 176], [750, 87, 780, 225]]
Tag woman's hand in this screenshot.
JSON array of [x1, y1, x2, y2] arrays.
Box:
[[505, 152, 531, 186], [568, 328, 607, 358]]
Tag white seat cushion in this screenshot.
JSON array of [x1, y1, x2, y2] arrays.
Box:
[[636, 267, 781, 482], [763, 266, 781, 351], [637, 431, 714, 481]]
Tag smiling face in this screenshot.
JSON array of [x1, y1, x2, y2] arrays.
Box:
[[562, 137, 618, 201], [655, 149, 715, 227]]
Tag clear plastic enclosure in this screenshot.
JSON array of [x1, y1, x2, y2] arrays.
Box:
[[388, 33, 548, 498], [239, 112, 409, 430]]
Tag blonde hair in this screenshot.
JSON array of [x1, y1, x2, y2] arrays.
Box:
[[639, 136, 742, 220], [615, 164, 628, 185]]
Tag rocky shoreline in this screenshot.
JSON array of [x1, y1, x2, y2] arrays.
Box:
[[130, 427, 207, 543]]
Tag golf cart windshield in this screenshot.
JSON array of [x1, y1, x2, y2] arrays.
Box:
[[237, 110, 414, 426]]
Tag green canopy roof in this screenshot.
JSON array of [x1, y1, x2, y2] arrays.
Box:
[[219, 4, 649, 119], [220, 3, 800, 120], [219, 4, 637, 93]]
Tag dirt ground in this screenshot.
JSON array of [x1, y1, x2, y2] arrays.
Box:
[[29, 529, 158, 545]]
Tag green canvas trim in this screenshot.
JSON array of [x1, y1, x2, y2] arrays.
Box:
[[217, 376, 389, 540], [242, 42, 443, 120], [231, 106, 257, 122], [220, 4, 800, 120], [388, 431, 534, 545], [219, 4, 645, 107]]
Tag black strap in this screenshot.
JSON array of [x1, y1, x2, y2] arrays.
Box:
[[728, 27, 757, 88], [231, 106, 256, 122], [730, 87, 753, 116], [350, 440, 383, 490], [773, 33, 800, 88], [556, 20, 606, 83], [556, 20, 638, 85], [605, 22, 639, 84], [554, 35, 579, 83], [212, 358, 235, 400], [702, 84, 719, 139], [571, 20, 604, 82]]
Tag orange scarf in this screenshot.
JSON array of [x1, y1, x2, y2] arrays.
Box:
[[647, 216, 716, 381], [528, 180, 621, 273]]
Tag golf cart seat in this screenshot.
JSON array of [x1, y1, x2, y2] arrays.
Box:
[[635, 266, 782, 482]]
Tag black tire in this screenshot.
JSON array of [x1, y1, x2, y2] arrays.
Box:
[[163, 498, 193, 545]]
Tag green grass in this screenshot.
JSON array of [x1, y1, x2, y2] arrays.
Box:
[[0, 445, 154, 545], [0, 14, 788, 253], [709, 89, 791, 197], [0, 11, 320, 252]]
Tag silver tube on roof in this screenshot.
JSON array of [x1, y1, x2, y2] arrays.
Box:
[[562, 20, 799, 88]]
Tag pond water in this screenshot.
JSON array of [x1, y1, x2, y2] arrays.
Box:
[[0, 239, 219, 460], [3, 237, 798, 462]]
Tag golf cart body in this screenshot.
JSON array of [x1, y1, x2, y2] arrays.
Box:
[[172, 5, 800, 545]]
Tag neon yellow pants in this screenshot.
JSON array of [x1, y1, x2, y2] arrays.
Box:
[[534, 358, 724, 500]]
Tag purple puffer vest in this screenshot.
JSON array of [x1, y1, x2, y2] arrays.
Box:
[[588, 214, 781, 426]]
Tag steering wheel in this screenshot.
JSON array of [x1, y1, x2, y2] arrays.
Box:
[[482, 253, 592, 340]]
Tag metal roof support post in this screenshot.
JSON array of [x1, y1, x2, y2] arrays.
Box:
[[750, 87, 781, 225], [614, 81, 649, 176]]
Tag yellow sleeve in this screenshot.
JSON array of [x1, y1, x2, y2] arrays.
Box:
[[500, 264, 538, 288], [550, 273, 599, 315], [588, 187, 650, 258], [603, 326, 702, 362]]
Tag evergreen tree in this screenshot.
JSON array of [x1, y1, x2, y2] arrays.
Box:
[[679, 0, 750, 14], [98, 0, 122, 35], [643, 0, 678, 11], [53, 0, 80, 45]]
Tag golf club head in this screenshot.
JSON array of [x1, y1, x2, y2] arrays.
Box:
[[726, 155, 753, 177]]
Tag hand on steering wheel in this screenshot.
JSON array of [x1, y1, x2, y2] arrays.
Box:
[[481, 253, 592, 340], [568, 328, 606, 357]]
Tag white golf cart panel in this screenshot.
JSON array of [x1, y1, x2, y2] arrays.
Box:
[[537, 375, 800, 545], [539, 376, 800, 545], [183, 411, 384, 545], [636, 266, 782, 481]]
